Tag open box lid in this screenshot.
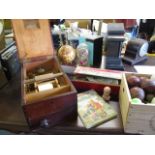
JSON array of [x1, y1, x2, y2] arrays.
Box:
[[12, 19, 54, 60]]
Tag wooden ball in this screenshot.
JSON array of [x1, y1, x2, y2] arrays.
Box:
[[141, 79, 155, 93], [127, 75, 141, 87]]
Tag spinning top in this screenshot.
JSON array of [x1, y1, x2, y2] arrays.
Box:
[[102, 86, 111, 102]]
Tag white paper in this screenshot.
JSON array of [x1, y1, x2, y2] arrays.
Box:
[[134, 65, 155, 74], [92, 20, 107, 34], [38, 82, 53, 92]]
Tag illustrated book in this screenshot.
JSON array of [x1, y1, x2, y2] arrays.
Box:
[[78, 90, 117, 129]]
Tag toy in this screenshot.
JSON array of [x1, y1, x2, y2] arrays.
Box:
[[102, 86, 111, 102], [130, 86, 145, 101], [127, 75, 141, 87]]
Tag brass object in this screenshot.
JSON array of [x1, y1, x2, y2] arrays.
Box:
[[25, 72, 63, 94], [25, 72, 63, 84]]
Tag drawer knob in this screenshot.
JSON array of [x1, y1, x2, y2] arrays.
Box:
[[40, 119, 50, 128]]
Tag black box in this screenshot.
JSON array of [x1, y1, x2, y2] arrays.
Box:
[[105, 23, 125, 71], [106, 36, 125, 57], [86, 36, 103, 67], [108, 23, 125, 36], [0, 42, 20, 80], [52, 32, 66, 50]]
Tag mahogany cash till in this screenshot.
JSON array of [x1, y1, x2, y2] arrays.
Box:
[[12, 19, 77, 128]]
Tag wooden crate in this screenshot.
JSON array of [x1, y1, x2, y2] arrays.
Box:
[[12, 19, 77, 128], [119, 72, 155, 134]]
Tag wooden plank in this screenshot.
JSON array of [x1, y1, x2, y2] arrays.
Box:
[[125, 120, 155, 135], [129, 103, 155, 112], [119, 74, 130, 127], [128, 109, 155, 121]]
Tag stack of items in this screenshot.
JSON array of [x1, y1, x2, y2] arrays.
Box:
[[0, 20, 8, 88], [0, 42, 20, 80], [51, 24, 103, 68], [72, 66, 121, 129]]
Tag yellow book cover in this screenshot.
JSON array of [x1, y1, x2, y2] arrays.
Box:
[[78, 90, 117, 129]]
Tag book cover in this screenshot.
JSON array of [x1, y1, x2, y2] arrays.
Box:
[[78, 90, 117, 129]]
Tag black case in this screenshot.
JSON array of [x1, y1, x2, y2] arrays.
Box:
[[52, 32, 66, 50], [108, 23, 125, 36], [86, 36, 103, 67], [105, 23, 125, 71], [0, 42, 20, 80]]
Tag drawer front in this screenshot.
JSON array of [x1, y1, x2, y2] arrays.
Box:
[[23, 92, 77, 127]]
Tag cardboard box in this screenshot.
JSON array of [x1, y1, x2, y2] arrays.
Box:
[[119, 72, 155, 134], [12, 19, 77, 128]]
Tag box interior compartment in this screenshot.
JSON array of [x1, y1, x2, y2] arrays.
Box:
[[68, 73, 121, 101], [125, 73, 152, 104], [23, 58, 72, 104]]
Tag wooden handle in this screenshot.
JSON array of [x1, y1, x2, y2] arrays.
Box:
[[25, 72, 63, 84]]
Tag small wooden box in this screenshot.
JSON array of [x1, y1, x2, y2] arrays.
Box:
[[70, 66, 122, 101], [119, 72, 155, 134], [12, 19, 77, 128]]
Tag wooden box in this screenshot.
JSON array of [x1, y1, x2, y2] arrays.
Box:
[[119, 72, 155, 134], [12, 19, 77, 128], [68, 66, 122, 101]]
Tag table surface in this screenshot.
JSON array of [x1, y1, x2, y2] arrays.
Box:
[[0, 56, 155, 134]]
